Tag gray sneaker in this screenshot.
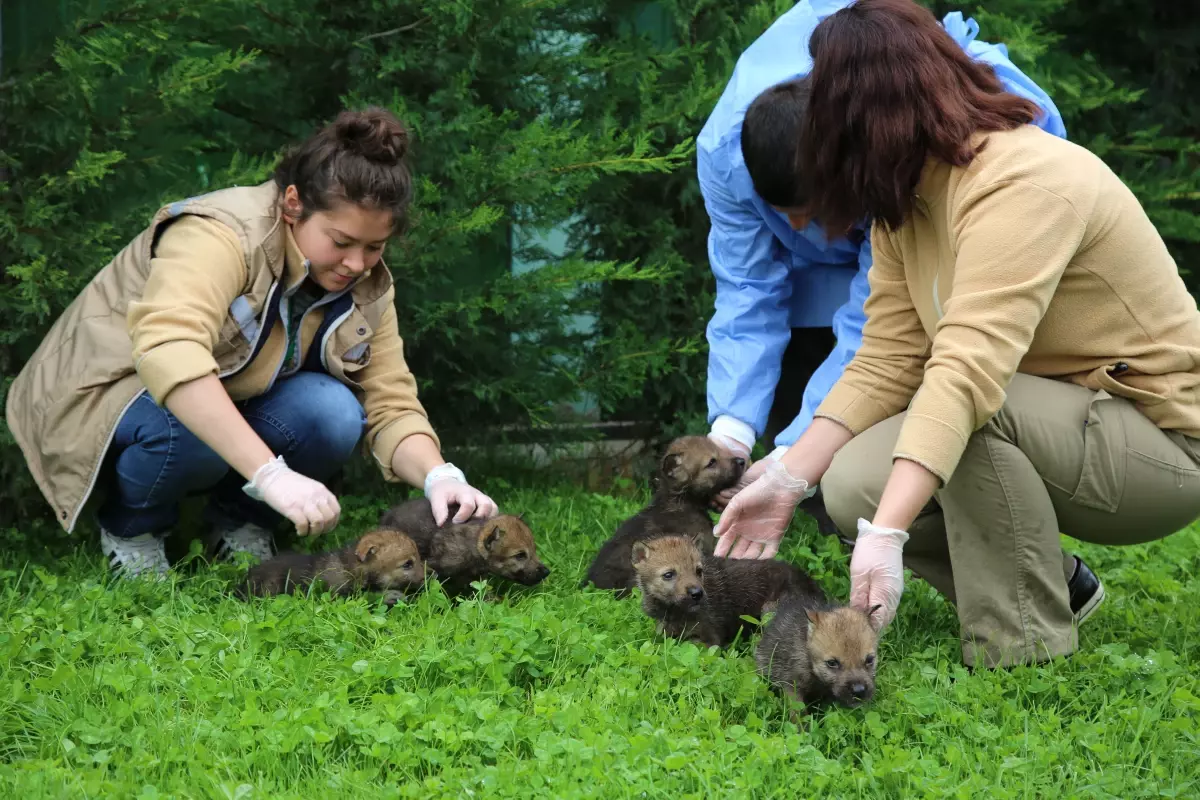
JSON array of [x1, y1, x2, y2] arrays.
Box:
[[100, 529, 170, 580], [213, 521, 275, 562]]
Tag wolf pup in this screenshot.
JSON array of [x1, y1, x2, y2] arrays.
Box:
[[630, 534, 823, 648], [379, 498, 549, 595], [235, 528, 425, 602], [755, 591, 882, 715], [582, 435, 745, 595]]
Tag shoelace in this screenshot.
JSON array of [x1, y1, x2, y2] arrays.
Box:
[[109, 537, 167, 576]]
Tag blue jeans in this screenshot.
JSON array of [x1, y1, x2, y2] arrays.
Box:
[[97, 372, 366, 538]]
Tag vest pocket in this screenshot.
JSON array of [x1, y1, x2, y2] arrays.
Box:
[[324, 310, 373, 388], [1069, 389, 1129, 514], [342, 342, 371, 366]]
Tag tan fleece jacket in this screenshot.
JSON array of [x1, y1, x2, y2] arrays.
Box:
[[127, 214, 438, 478], [815, 125, 1200, 482]]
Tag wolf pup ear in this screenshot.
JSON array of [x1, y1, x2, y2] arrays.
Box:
[[661, 452, 684, 479], [478, 524, 502, 554], [631, 541, 650, 565], [356, 543, 379, 563]]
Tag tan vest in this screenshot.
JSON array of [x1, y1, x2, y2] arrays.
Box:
[[6, 181, 394, 531]]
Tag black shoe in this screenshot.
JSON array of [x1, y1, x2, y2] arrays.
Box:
[[1067, 556, 1105, 625]]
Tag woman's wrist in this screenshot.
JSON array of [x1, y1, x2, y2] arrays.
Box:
[[776, 417, 854, 488], [872, 457, 940, 531], [423, 462, 466, 496], [389, 432, 448, 489]]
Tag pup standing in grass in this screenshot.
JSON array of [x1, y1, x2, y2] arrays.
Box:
[[630, 533, 821, 649], [756, 594, 881, 715]]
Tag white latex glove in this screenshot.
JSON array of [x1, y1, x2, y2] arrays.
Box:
[[712, 458, 815, 560], [242, 455, 340, 536], [425, 463, 499, 526], [850, 518, 909, 631]]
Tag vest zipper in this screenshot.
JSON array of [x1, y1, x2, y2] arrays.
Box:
[[280, 286, 352, 379], [931, 271, 944, 320]]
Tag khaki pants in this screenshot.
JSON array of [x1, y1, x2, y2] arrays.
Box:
[[821, 373, 1200, 668]]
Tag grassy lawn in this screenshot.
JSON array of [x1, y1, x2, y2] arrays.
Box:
[[2, 482, 1198, 798]]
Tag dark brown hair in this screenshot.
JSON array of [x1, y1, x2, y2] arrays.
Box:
[[798, 0, 1042, 234], [274, 106, 414, 231], [741, 78, 812, 209]]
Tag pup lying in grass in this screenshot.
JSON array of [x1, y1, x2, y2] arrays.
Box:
[[755, 592, 882, 716], [630, 534, 823, 648], [582, 435, 745, 596], [235, 528, 425, 603], [379, 498, 549, 595]]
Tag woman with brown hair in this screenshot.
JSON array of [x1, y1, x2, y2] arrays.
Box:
[[6, 107, 497, 579], [713, 0, 1200, 668]]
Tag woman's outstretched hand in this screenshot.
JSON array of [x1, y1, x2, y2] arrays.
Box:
[[243, 455, 341, 536], [712, 460, 815, 559], [425, 463, 499, 525]]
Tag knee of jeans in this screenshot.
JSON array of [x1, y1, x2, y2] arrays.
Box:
[[820, 450, 879, 539], [117, 395, 228, 475], [110, 404, 229, 501], [296, 376, 366, 458], [188, 441, 233, 486], [165, 421, 230, 488]]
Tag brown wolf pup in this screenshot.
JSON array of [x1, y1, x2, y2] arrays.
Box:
[[379, 498, 549, 595], [630, 534, 824, 648], [235, 528, 425, 602], [755, 591, 882, 716], [582, 436, 745, 596]]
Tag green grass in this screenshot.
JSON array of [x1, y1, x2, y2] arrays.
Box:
[[2, 484, 1198, 798]]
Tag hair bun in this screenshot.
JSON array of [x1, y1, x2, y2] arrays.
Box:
[[333, 107, 409, 165]]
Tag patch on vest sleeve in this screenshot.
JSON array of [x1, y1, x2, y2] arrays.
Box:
[[229, 295, 260, 342]]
